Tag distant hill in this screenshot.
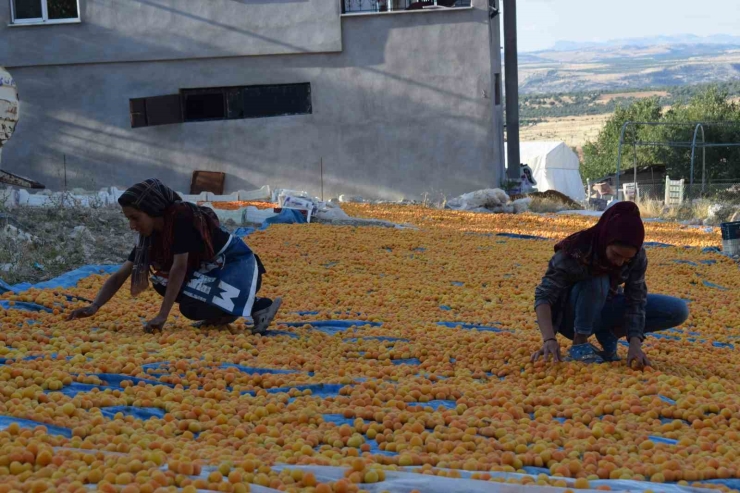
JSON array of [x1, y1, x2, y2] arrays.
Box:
[[549, 34, 740, 52], [517, 35, 740, 94]]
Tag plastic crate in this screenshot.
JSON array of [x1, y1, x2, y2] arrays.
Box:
[[720, 221, 740, 255]]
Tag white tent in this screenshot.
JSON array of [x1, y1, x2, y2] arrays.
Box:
[[505, 141, 586, 202]]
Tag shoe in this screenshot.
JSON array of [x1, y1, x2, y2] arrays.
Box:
[[568, 343, 605, 364], [253, 297, 282, 334], [595, 330, 619, 357]]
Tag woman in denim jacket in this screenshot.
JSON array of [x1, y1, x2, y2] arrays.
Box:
[[532, 202, 689, 367]]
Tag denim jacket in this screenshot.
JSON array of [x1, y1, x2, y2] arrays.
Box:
[[534, 248, 649, 341]]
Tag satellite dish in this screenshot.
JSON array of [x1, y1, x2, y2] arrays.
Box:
[[0, 68, 42, 188], [0, 66, 20, 160]]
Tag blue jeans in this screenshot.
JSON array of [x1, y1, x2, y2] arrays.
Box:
[[560, 276, 690, 354]]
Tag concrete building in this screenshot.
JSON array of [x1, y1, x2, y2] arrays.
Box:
[[0, 0, 505, 200]]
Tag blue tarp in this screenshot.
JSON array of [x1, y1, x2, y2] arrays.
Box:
[[0, 279, 14, 294], [1, 265, 119, 298], [496, 233, 548, 241], [233, 226, 258, 237], [649, 333, 682, 341], [391, 358, 422, 366], [438, 322, 503, 333], [713, 341, 735, 349], [101, 406, 166, 421], [318, 414, 398, 456], [0, 300, 52, 312], [344, 337, 409, 343], [263, 330, 300, 339], [248, 383, 347, 400], [658, 395, 677, 405], [673, 260, 698, 266], [265, 208, 307, 225], [365, 437, 398, 456], [0, 415, 72, 437], [702, 280, 729, 291], [50, 382, 119, 397], [649, 436, 678, 445], [409, 400, 457, 410], [281, 320, 382, 336], [93, 373, 174, 388], [645, 242, 673, 248], [221, 363, 299, 375]]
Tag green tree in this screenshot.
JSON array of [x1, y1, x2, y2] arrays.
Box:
[[653, 87, 740, 182], [581, 98, 663, 181]]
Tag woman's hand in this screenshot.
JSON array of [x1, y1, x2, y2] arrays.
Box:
[[66, 305, 99, 321], [531, 339, 562, 363], [627, 337, 651, 369], [144, 314, 167, 333]]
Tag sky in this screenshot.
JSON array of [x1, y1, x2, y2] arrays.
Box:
[[517, 0, 740, 52]]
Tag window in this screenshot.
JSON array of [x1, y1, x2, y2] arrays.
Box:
[[182, 89, 227, 122], [241, 83, 312, 119], [342, 0, 471, 15], [129, 95, 183, 129], [10, 0, 80, 24], [130, 83, 312, 128], [183, 83, 312, 122], [494, 73, 501, 106]]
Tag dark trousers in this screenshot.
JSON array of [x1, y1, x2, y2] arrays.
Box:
[[558, 276, 690, 353], [154, 256, 270, 323]]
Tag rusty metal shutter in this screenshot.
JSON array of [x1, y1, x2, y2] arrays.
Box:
[[130, 95, 183, 128], [190, 171, 225, 195]]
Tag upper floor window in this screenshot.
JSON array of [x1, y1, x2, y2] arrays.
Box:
[[10, 0, 80, 25], [342, 0, 471, 15]]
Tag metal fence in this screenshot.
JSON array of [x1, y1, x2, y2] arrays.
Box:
[[343, 0, 471, 14], [587, 182, 740, 204]]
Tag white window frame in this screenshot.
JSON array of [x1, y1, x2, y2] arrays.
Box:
[[9, 0, 81, 26]]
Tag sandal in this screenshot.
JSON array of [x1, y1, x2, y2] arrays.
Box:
[[252, 297, 282, 334]]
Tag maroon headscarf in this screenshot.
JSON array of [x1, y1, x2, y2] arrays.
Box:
[[118, 179, 220, 296], [555, 202, 645, 278]]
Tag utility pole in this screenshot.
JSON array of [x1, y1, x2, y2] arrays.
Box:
[[503, 0, 521, 191], [488, 0, 505, 188]]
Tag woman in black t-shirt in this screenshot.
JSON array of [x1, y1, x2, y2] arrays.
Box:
[[67, 179, 281, 333]]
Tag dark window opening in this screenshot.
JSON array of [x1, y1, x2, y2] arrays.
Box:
[[242, 83, 312, 119], [494, 73, 501, 106], [182, 90, 227, 122], [12, 0, 79, 21], [48, 0, 79, 20], [13, 0, 43, 19], [130, 83, 311, 129]]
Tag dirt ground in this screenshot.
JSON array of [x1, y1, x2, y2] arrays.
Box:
[[520, 114, 612, 151], [0, 206, 135, 285]]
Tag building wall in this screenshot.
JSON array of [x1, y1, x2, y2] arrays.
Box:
[[2, 1, 501, 200], [0, 0, 342, 67]]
